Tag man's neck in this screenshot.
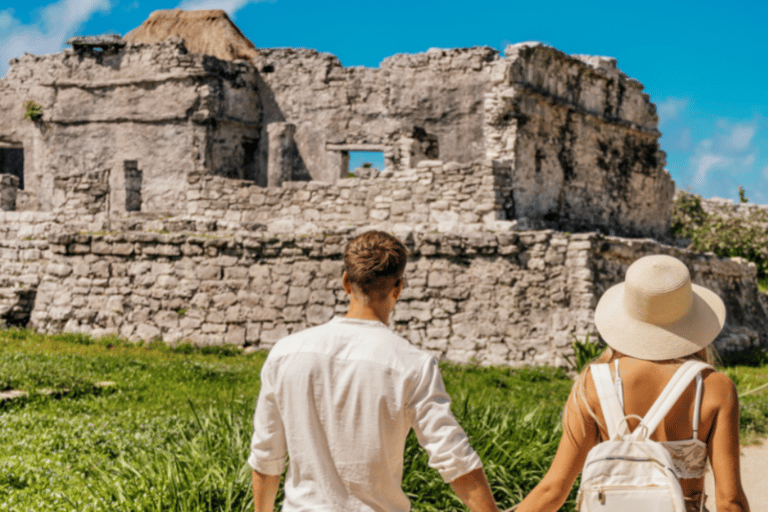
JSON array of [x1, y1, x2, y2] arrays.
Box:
[[345, 300, 390, 324]]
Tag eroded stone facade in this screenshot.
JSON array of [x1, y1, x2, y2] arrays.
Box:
[[0, 38, 261, 213], [2, 34, 674, 238]]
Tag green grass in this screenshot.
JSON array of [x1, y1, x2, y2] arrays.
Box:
[[1, 328, 767, 511], [0, 329, 265, 511], [759, 276, 768, 294]]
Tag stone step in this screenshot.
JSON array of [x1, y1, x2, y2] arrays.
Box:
[[0, 381, 116, 401]]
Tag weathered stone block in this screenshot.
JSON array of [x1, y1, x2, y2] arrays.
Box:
[[46, 263, 72, 277], [154, 310, 180, 331], [142, 244, 181, 257], [197, 266, 221, 280], [135, 323, 161, 340], [225, 325, 246, 345], [213, 292, 238, 308], [287, 286, 311, 305], [281, 306, 304, 322], [306, 304, 333, 325], [260, 325, 290, 346], [391, 201, 413, 216], [202, 323, 227, 334]]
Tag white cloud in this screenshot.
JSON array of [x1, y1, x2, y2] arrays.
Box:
[[0, 9, 14, 31], [727, 124, 756, 152], [692, 153, 728, 187], [656, 97, 688, 124], [0, 0, 111, 77], [175, 0, 268, 17], [687, 118, 760, 189]]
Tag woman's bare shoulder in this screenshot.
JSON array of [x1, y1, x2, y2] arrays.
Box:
[[703, 369, 738, 400]]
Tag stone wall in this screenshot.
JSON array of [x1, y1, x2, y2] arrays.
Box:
[[0, 38, 262, 213], [484, 43, 673, 238], [186, 160, 508, 232], [1, 216, 764, 364], [253, 46, 498, 183], [699, 196, 768, 221]]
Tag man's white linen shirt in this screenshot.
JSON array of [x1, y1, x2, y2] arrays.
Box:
[[248, 316, 483, 511]]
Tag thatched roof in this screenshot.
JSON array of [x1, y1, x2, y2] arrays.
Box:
[[124, 9, 259, 61]]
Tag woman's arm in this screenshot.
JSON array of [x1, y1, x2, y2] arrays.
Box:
[[517, 381, 599, 512], [707, 373, 750, 512]]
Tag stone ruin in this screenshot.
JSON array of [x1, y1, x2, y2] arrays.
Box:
[[0, 10, 765, 365]]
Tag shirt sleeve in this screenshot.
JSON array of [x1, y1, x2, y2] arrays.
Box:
[[408, 357, 483, 483], [247, 357, 288, 475]]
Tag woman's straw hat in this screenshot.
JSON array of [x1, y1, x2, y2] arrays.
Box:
[[594, 255, 726, 360]]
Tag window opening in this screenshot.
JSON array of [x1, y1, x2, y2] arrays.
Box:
[[0, 147, 24, 189], [124, 160, 142, 212], [348, 151, 385, 178]]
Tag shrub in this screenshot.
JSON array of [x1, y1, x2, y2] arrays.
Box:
[[563, 333, 605, 372], [739, 186, 749, 204], [671, 190, 768, 279]]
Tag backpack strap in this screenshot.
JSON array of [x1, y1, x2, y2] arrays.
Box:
[[692, 373, 704, 439], [631, 360, 713, 441], [590, 363, 629, 439], [613, 360, 625, 409]]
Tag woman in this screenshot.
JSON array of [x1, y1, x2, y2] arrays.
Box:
[[517, 254, 750, 512]]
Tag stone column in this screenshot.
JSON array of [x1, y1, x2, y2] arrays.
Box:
[[267, 122, 297, 187], [0, 174, 19, 211]]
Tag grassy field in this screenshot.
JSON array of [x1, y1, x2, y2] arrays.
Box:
[[1, 329, 767, 511]]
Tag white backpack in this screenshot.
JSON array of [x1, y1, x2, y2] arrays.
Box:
[[576, 360, 712, 512]]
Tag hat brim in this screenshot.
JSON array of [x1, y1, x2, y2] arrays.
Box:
[[594, 282, 726, 361]]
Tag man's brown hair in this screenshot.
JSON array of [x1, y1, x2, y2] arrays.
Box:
[[343, 231, 408, 298]]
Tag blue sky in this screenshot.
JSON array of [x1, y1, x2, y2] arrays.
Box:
[[2, 0, 766, 203]]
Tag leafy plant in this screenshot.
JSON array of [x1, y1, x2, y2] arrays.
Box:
[[23, 100, 43, 121], [671, 190, 768, 279], [563, 333, 605, 372], [361, 162, 373, 168], [738, 186, 749, 204]]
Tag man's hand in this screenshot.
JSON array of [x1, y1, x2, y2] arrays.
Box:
[[450, 468, 499, 512], [252, 470, 280, 512]]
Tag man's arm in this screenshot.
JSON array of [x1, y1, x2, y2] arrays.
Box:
[[252, 470, 280, 512], [249, 359, 287, 512], [408, 358, 498, 511], [450, 468, 499, 512]]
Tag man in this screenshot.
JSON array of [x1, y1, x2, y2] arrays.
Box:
[[248, 230, 498, 512]]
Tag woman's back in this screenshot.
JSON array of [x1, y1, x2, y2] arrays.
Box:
[[588, 357, 717, 443]]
